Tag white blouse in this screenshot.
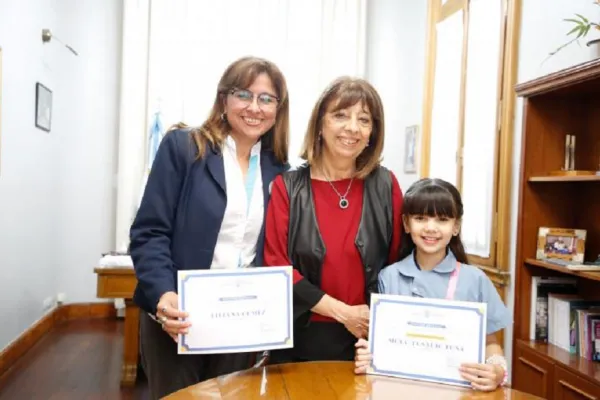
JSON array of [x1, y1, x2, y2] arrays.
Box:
[[210, 136, 264, 269]]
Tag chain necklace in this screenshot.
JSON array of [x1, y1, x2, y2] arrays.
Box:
[[321, 168, 354, 209]]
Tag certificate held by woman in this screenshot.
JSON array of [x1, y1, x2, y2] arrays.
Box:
[[177, 266, 293, 354]]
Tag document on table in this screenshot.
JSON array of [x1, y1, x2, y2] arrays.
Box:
[[177, 266, 293, 354], [367, 294, 487, 387]]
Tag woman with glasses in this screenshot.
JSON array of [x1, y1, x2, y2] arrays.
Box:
[[129, 56, 289, 399], [264, 77, 404, 363]]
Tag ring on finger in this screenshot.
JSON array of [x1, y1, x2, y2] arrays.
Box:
[[161, 306, 167, 314], [160, 315, 168, 324]]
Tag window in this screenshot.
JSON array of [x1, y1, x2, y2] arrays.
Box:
[[421, 0, 520, 279], [146, 0, 367, 168], [114, 0, 367, 249]]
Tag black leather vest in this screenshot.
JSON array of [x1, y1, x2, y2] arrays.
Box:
[[282, 165, 394, 309]]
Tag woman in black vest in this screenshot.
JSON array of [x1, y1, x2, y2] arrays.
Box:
[[264, 77, 404, 362]]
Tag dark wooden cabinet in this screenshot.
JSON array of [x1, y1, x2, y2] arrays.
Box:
[[511, 59, 600, 399], [554, 367, 600, 400], [513, 341, 600, 400], [514, 342, 554, 399]]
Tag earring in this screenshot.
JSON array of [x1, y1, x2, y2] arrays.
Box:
[[220, 112, 227, 122]]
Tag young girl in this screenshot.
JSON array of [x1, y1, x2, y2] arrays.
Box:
[[354, 178, 511, 392]]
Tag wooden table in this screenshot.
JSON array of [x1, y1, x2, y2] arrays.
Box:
[[164, 361, 543, 399], [94, 267, 139, 387]]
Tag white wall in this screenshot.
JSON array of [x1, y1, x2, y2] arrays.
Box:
[[0, 0, 121, 350], [365, 0, 428, 191], [505, 0, 600, 376]]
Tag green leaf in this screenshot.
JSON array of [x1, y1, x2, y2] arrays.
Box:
[[575, 13, 589, 23], [566, 25, 581, 36]]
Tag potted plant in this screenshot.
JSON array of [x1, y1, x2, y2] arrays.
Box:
[[549, 1, 600, 58]]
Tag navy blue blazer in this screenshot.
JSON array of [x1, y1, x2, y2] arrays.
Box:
[[129, 128, 289, 314]]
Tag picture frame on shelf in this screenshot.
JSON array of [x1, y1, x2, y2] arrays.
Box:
[[536, 227, 587, 264], [35, 82, 52, 132]]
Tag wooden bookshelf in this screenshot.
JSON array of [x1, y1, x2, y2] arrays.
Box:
[[525, 259, 600, 283], [528, 175, 600, 182], [512, 59, 600, 400]]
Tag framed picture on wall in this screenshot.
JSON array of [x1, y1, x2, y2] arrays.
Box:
[[404, 125, 418, 174], [35, 82, 52, 132]]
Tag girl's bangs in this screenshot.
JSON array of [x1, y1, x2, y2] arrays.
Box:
[[404, 186, 458, 218]]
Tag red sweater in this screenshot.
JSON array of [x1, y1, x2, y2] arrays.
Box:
[[264, 171, 404, 322]]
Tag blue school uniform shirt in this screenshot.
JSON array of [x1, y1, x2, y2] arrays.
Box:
[[378, 250, 512, 335]]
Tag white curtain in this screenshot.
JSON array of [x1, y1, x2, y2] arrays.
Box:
[[114, 0, 151, 251], [428, 0, 502, 259], [461, 0, 502, 258], [114, 0, 367, 250], [429, 11, 463, 186]]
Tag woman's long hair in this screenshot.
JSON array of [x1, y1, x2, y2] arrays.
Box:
[[398, 178, 469, 264]]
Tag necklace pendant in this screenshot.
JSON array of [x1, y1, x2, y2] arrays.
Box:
[[339, 198, 349, 209]]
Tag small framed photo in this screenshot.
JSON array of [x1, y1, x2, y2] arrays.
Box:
[[35, 82, 52, 132], [404, 125, 418, 174], [536, 227, 587, 263]]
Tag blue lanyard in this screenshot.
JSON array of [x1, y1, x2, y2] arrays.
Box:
[[238, 154, 259, 268], [245, 154, 259, 217]]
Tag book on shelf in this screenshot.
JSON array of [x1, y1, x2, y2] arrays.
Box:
[[547, 293, 582, 350], [544, 258, 600, 271], [530, 276, 578, 341], [546, 293, 600, 359], [575, 308, 600, 360]]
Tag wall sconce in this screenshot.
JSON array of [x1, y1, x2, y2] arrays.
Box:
[[41, 29, 78, 56]]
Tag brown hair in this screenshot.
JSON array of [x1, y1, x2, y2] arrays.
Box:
[[300, 76, 385, 179], [173, 56, 289, 163], [398, 178, 469, 264]]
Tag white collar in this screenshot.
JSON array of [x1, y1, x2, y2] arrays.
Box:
[[224, 135, 262, 157]]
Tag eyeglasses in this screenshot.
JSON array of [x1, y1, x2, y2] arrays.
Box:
[[229, 88, 279, 110]]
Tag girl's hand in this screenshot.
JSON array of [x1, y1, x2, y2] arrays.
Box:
[[156, 291, 191, 342], [354, 338, 372, 374], [459, 362, 504, 391]]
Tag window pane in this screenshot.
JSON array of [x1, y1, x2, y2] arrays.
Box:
[[429, 10, 463, 185], [461, 0, 503, 258], [147, 0, 366, 168]]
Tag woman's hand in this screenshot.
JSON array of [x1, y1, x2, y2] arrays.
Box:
[[156, 291, 191, 342], [342, 304, 370, 339], [459, 362, 504, 391], [354, 338, 372, 374]]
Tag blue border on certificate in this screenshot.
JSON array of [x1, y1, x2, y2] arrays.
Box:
[[179, 268, 292, 352], [370, 298, 485, 386]]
